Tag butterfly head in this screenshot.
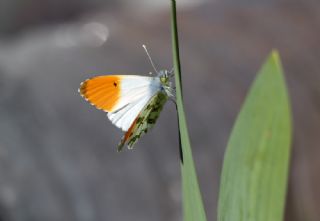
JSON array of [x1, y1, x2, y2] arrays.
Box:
[[158, 70, 174, 98], [158, 70, 169, 84]]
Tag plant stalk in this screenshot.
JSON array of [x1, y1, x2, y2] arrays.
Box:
[[171, 1, 208, 221]]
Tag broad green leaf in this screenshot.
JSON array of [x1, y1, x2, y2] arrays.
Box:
[[218, 51, 292, 221], [171, 1, 207, 221]]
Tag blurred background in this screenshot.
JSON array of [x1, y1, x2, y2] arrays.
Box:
[[0, 0, 319, 220]]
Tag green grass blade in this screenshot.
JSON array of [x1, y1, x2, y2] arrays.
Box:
[[170, 1, 207, 221], [218, 51, 292, 221]]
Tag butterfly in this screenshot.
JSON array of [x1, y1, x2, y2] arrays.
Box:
[[79, 45, 174, 151]]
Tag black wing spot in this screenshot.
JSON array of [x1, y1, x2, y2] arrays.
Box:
[[113, 82, 117, 87]]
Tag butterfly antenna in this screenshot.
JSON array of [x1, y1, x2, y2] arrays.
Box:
[[142, 44, 159, 74]]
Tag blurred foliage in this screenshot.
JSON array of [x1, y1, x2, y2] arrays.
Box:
[[0, 0, 118, 35]]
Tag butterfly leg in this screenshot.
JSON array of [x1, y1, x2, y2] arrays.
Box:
[[168, 67, 174, 77]]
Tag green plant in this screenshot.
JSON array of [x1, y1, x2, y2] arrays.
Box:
[[170, 1, 292, 220], [171, 1, 208, 221], [217, 51, 292, 221]]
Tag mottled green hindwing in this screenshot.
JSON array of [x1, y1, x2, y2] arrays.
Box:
[[118, 92, 168, 151]]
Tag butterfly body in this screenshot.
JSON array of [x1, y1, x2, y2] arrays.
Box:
[[79, 70, 173, 151]]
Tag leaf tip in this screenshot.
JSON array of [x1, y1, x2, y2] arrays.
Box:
[[270, 49, 282, 67], [271, 49, 280, 59]]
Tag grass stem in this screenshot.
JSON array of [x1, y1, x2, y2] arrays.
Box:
[[170, 1, 207, 221]]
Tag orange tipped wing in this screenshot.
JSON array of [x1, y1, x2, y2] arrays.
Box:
[[79, 75, 122, 112], [79, 75, 163, 137], [79, 74, 171, 150]]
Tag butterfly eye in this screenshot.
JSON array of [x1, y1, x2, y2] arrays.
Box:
[[160, 75, 169, 84]]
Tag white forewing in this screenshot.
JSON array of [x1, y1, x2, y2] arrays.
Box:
[[108, 95, 151, 131], [107, 75, 161, 131]]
